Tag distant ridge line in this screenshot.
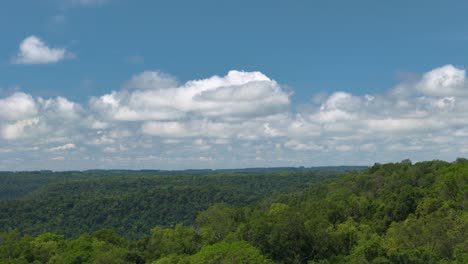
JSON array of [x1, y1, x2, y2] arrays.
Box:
[[1, 166, 368, 174]]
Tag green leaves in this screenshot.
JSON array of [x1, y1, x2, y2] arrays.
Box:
[[196, 203, 242, 244], [0, 171, 334, 239], [0, 160, 466, 263], [190, 241, 273, 264]]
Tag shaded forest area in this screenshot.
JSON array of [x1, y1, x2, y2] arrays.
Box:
[[0, 161, 466, 263], [0, 168, 349, 238]]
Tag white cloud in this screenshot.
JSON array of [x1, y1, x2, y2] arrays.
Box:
[[2, 65, 468, 170], [1, 118, 40, 140], [91, 70, 290, 122], [365, 118, 443, 132], [87, 70, 291, 160], [284, 140, 322, 151], [0, 94, 84, 140], [336, 145, 352, 152], [125, 71, 178, 90], [12, 36, 73, 65], [39, 97, 83, 121], [416, 65, 467, 97], [142, 121, 191, 138], [0, 93, 37, 121], [49, 143, 76, 152]]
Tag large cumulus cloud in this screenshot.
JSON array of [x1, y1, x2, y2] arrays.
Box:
[[90, 70, 290, 122]]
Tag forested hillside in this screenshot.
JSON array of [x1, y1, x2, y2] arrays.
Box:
[[0, 167, 364, 200], [0, 160, 466, 263], [0, 170, 343, 239]]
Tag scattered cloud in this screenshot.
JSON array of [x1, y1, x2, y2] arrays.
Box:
[[49, 143, 77, 152], [1, 65, 468, 169], [12, 36, 74, 65], [124, 71, 178, 90]]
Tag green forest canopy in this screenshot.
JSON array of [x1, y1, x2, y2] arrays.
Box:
[[0, 160, 466, 263], [0, 168, 349, 238]]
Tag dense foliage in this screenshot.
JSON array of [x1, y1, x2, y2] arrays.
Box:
[[0, 160, 466, 263], [0, 167, 363, 200], [0, 170, 342, 239]]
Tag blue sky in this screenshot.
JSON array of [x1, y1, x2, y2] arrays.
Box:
[[1, 0, 468, 170]]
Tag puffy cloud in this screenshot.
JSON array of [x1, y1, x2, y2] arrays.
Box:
[[2, 65, 468, 170], [39, 97, 83, 121], [12, 36, 73, 65], [90, 70, 290, 122], [0, 95, 83, 140], [0, 93, 37, 121], [416, 65, 467, 97], [1, 118, 41, 140], [0, 93, 41, 140]]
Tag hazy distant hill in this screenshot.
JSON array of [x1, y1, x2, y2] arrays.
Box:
[[0, 166, 366, 200]]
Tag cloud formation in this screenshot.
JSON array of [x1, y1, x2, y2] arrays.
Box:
[[49, 143, 77, 152], [1, 65, 468, 170], [90, 70, 289, 123], [416, 64, 468, 97], [12, 36, 73, 65]]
